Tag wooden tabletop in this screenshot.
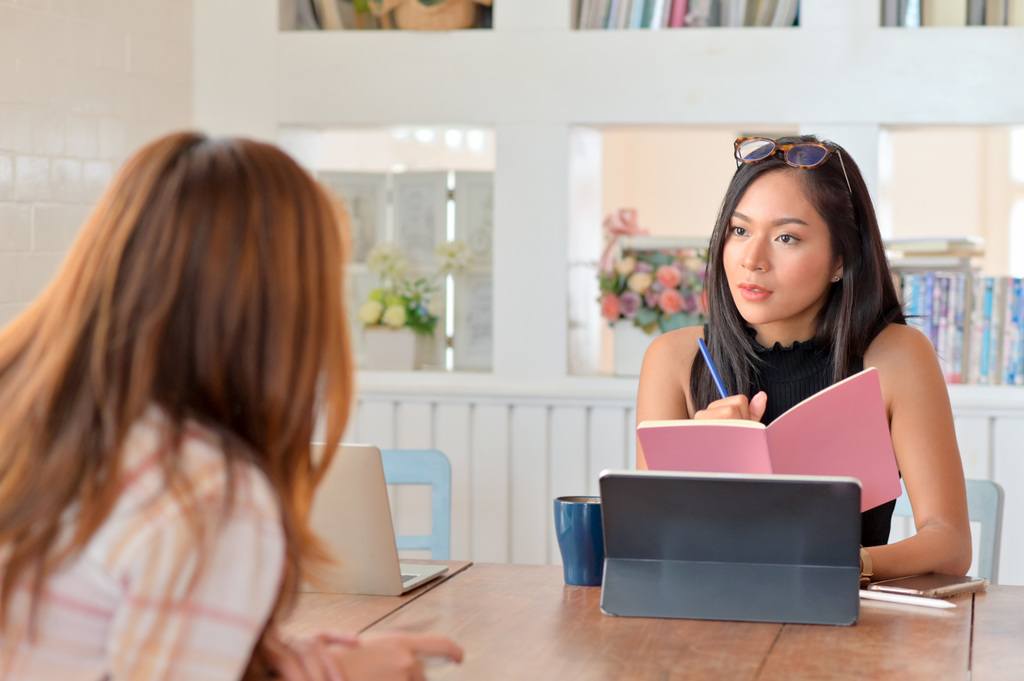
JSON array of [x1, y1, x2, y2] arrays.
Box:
[[971, 586, 1024, 681], [283, 560, 471, 638], [360, 564, 1023, 681]]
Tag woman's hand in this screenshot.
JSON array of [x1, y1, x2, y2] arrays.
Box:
[[335, 632, 464, 681], [693, 391, 767, 422], [267, 630, 464, 681]]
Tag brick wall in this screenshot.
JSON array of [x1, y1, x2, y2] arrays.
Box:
[[0, 0, 192, 325]]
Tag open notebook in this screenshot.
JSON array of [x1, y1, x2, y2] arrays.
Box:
[[637, 367, 902, 512]]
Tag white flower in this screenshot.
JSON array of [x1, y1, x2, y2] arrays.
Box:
[[627, 272, 653, 294], [435, 240, 472, 276], [614, 256, 637, 276], [367, 242, 408, 280], [683, 256, 705, 272], [358, 300, 384, 325], [382, 304, 407, 328]]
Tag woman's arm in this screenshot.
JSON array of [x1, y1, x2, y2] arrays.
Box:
[[864, 324, 972, 579], [635, 327, 700, 469], [635, 326, 766, 468]]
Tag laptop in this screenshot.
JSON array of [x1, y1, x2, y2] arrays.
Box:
[[308, 444, 447, 596], [598, 470, 862, 626]]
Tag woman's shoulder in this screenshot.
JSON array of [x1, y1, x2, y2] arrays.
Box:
[[638, 324, 703, 421], [118, 408, 281, 524], [644, 324, 703, 371], [864, 323, 937, 370], [864, 323, 943, 402]]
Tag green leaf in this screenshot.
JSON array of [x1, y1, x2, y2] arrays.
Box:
[[634, 308, 658, 327], [658, 313, 689, 333], [647, 252, 674, 267]]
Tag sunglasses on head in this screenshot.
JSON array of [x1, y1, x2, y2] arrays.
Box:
[[734, 136, 852, 194]]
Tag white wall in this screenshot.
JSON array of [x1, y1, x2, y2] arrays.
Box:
[[601, 126, 797, 238], [0, 0, 193, 326]]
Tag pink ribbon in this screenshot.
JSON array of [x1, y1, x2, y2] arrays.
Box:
[[599, 208, 648, 272]]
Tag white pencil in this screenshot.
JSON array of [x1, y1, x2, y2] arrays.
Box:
[[859, 589, 957, 609]]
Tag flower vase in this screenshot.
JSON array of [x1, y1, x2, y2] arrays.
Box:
[[363, 327, 418, 371], [613, 323, 653, 377]]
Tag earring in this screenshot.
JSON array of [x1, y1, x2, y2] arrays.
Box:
[[831, 274, 841, 282]]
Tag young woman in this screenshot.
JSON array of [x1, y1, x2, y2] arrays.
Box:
[[636, 135, 972, 582], [0, 133, 462, 679]]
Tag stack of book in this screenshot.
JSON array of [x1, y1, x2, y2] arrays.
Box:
[[573, 0, 799, 29], [882, 0, 1024, 27], [887, 237, 1023, 386]]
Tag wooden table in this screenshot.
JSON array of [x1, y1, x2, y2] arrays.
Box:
[[284, 561, 471, 638], [358, 564, 1024, 680]]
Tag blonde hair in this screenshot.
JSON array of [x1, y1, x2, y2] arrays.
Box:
[[0, 132, 353, 674]]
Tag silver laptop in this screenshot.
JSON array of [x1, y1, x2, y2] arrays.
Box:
[[308, 444, 447, 595]]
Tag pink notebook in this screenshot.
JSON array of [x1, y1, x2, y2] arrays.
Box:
[[637, 367, 902, 512]]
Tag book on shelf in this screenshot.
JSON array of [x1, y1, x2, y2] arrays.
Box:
[[886, 0, 1023, 25], [922, 0, 968, 25], [986, 0, 1007, 24], [968, 0, 986, 23], [1012, 0, 1024, 24], [575, 0, 796, 28], [638, 368, 903, 513], [904, 0, 922, 27], [669, 0, 688, 27]]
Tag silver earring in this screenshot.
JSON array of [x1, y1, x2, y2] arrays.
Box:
[[831, 274, 841, 282]]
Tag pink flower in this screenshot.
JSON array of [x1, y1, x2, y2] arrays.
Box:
[[656, 265, 683, 289], [644, 289, 659, 308], [601, 293, 621, 321], [658, 289, 684, 315]]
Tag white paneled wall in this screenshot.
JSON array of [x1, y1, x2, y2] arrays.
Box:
[[349, 377, 1024, 585], [0, 0, 192, 324], [346, 386, 637, 566]]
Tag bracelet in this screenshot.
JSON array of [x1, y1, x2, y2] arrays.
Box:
[[859, 546, 873, 586]]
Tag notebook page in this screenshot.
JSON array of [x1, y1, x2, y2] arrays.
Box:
[[764, 368, 902, 512]]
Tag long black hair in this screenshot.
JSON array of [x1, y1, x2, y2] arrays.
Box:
[[690, 135, 905, 411]]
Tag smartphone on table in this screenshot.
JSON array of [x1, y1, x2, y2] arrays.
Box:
[[867, 573, 987, 598]]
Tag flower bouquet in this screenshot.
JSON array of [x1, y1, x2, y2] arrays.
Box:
[[357, 240, 470, 370], [597, 210, 708, 335]]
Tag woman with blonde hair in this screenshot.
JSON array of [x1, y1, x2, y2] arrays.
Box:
[[0, 132, 461, 679]]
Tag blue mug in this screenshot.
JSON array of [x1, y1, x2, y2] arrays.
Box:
[[553, 496, 605, 586]]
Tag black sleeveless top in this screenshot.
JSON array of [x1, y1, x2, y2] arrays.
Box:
[[741, 332, 895, 547]]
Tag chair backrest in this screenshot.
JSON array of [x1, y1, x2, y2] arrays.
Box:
[[892, 478, 1004, 582], [380, 448, 452, 560]]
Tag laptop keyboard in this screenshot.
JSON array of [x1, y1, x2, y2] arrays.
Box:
[[401, 574, 416, 583]]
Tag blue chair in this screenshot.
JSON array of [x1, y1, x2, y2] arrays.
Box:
[[381, 448, 452, 560], [892, 478, 1004, 582]]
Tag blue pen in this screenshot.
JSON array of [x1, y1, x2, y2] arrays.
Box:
[[697, 337, 729, 399]]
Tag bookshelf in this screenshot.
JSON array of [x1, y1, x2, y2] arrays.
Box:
[[195, 0, 1024, 381]]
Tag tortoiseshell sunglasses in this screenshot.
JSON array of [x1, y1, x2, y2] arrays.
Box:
[[734, 136, 852, 195]]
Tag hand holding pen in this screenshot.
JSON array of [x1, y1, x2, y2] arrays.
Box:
[[694, 337, 768, 422]]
